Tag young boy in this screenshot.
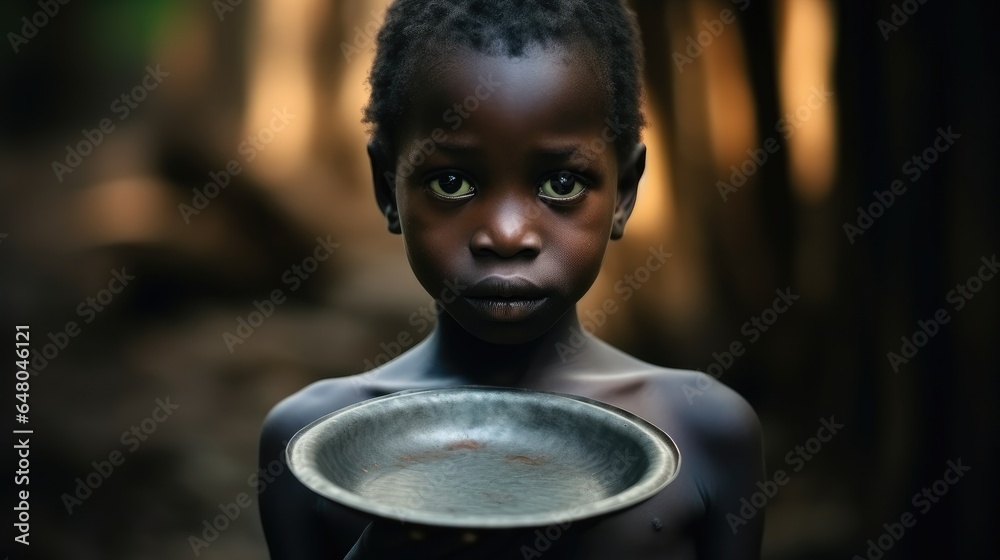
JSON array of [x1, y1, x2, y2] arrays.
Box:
[[259, 1, 764, 558]]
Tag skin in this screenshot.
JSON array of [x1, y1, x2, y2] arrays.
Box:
[[259, 43, 764, 559]]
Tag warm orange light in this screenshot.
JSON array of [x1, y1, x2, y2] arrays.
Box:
[[776, 0, 838, 202], [626, 98, 675, 241], [243, 0, 327, 184], [698, 0, 758, 177]]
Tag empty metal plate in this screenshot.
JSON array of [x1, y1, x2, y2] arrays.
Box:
[[287, 386, 680, 529]]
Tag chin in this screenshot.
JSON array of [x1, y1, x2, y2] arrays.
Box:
[[457, 314, 562, 346]]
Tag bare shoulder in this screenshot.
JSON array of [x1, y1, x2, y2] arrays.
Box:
[[260, 377, 367, 451], [564, 340, 761, 450], [557, 362, 765, 558], [260, 348, 436, 453], [258, 376, 379, 559], [640, 367, 762, 455], [612, 367, 762, 466], [636, 368, 765, 558]]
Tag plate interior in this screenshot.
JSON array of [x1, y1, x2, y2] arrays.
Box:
[[288, 387, 679, 528]]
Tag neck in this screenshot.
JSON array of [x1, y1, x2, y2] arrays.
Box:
[[422, 308, 595, 387]]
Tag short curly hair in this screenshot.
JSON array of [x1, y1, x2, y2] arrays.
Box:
[[363, 0, 646, 159]]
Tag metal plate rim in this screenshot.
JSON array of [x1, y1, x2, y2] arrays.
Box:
[[287, 385, 681, 529]]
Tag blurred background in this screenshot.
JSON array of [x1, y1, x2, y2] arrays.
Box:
[[1, 0, 996, 558]]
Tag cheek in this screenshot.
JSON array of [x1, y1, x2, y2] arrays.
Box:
[[554, 201, 615, 289], [567, 236, 608, 285], [397, 193, 432, 271], [575, 195, 616, 252], [397, 193, 464, 282]]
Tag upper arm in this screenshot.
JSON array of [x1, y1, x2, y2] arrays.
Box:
[[258, 383, 367, 560], [258, 394, 331, 560], [682, 373, 765, 560]]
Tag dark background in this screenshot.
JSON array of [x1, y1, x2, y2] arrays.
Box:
[[1, 0, 997, 558]]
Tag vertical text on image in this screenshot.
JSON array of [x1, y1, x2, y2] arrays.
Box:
[[14, 325, 33, 546]]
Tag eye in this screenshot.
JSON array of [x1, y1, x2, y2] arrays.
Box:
[[539, 172, 585, 202], [428, 173, 475, 200]]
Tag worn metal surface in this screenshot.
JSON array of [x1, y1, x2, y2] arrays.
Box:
[[287, 386, 681, 529]]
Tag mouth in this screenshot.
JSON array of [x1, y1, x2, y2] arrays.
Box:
[[463, 297, 549, 322], [464, 276, 546, 299], [463, 276, 548, 321]]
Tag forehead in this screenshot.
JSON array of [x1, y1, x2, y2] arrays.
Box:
[[398, 44, 611, 147]]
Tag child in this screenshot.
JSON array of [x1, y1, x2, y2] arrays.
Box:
[[259, 1, 764, 558]]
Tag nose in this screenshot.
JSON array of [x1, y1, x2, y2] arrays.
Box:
[[469, 194, 542, 258]]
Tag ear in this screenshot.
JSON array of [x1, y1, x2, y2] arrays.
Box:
[[611, 142, 646, 240], [368, 141, 401, 234]]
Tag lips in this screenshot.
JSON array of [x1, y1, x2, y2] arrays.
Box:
[[463, 276, 549, 322], [463, 276, 546, 299]]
